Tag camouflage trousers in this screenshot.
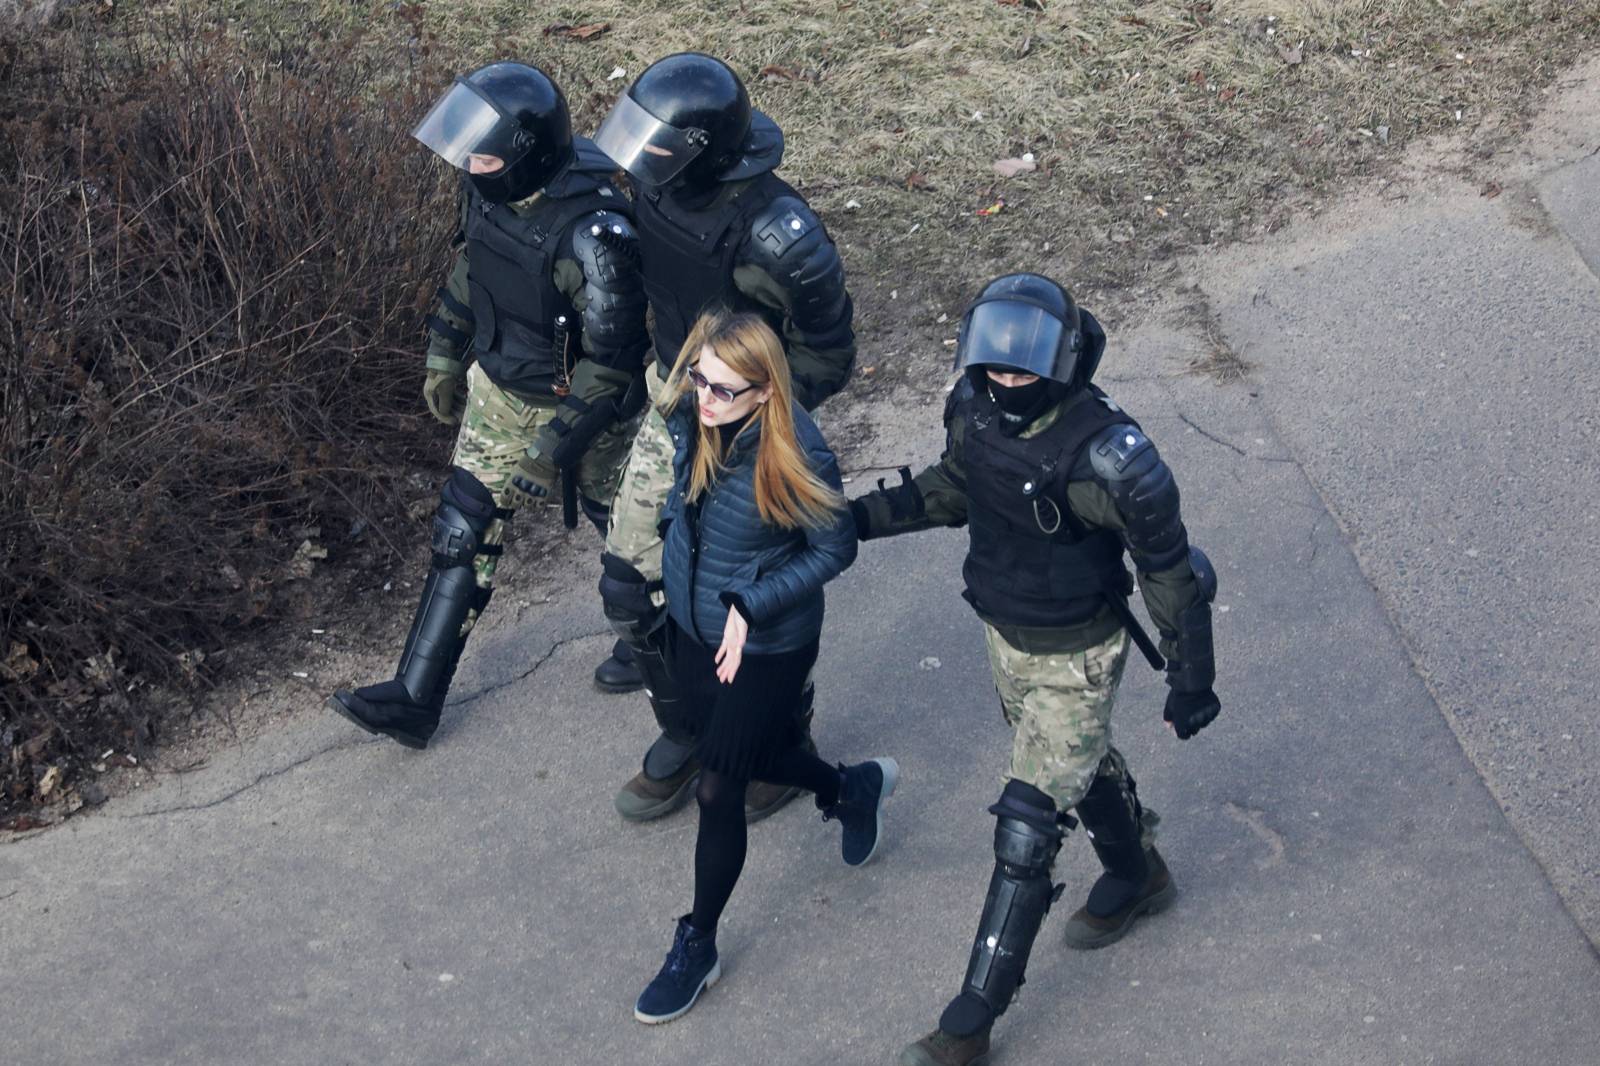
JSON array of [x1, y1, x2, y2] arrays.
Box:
[[451, 362, 637, 612], [984, 623, 1157, 846], [603, 368, 673, 590]]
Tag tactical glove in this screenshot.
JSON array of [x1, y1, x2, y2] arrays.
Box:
[[1164, 687, 1221, 740], [507, 449, 559, 509], [423, 356, 467, 426], [848, 499, 871, 541]]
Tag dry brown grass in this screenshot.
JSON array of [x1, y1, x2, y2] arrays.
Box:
[[205, 0, 1600, 300]]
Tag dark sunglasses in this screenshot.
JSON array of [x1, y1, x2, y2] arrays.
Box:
[[687, 364, 759, 404]]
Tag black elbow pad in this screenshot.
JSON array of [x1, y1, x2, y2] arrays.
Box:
[[572, 210, 649, 368]]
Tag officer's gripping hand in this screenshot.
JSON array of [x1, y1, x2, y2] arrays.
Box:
[[507, 448, 559, 509], [423, 356, 467, 426], [1164, 687, 1220, 740], [848, 499, 871, 541]]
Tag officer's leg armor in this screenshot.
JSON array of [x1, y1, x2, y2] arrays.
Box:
[[599, 551, 697, 777], [395, 468, 500, 705], [1073, 751, 1150, 916], [328, 469, 498, 748], [583, 496, 645, 688], [941, 780, 1072, 1038]]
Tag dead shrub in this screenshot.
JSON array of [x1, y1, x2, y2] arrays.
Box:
[[0, 9, 453, 811]]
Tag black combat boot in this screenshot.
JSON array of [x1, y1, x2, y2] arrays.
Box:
[[593, 638, 645, 693], [328, 469, 497, 749], [898, 1025, 992, 1066], [1062, 769, 1176, 949]]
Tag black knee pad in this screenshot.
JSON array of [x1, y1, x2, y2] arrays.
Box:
[[598, 552, 662, 639], [441, 467, 497, 519], [989, 780, 1069, 874], [432, 468, 498, 566]]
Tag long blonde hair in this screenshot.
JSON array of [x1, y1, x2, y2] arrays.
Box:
[[660, 311, 844, 530]]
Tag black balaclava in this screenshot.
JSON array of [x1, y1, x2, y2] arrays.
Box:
[[985, 369, 1065, 436]]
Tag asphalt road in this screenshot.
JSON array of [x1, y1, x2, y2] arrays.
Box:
[[4, 57, 1599, 1066], [1204, 60, 1600, 943]]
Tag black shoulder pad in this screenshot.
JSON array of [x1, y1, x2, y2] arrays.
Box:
[[1090, 423, 1187, 571], [571, 210, 642, 283], [746, 195, 824, 266], [1088, 423, 1159, 483]]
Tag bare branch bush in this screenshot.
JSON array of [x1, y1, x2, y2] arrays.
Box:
[[0, 8, 451, 809]]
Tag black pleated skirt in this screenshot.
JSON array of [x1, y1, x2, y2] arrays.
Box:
[[669, 619, 819, 780]]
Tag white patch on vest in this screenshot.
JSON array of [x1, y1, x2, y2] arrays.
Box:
[[790, 219, 803, 231], [1125, 434, 1137, 446], [591, 224, 602, 235]]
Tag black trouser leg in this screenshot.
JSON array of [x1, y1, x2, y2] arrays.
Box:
[[1074, 754, 1150, 916]]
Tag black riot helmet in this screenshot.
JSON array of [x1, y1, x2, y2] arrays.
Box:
[[595, 53, 783, 189], [955, 273, 1092, 388], [412, 62, 574, 204]]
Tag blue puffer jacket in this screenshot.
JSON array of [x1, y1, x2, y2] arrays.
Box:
[[660, 398, 858, 654]]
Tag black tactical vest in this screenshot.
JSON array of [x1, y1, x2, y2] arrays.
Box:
[[462, 167, 621, 396], [960, 385, 1140, 628], [634, 172, 794, 373]]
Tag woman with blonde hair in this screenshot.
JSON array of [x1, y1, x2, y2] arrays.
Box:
[[633, 310, 897, 1024]]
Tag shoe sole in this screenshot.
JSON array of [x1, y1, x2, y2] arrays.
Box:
[[593, 676, 646, 695], [615, 771, 701, 823], [846, 757, 899, 868], [325, 695, 429, 751], [633, 958, 721, 1025], [897, 1044, 990, 1066], [1062, 880, 1178, 950]]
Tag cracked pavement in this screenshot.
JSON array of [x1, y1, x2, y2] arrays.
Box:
[[4, 60, 1600, 1066]]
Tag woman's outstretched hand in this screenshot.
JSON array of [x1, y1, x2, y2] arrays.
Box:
[[715, 606, 749, 684]]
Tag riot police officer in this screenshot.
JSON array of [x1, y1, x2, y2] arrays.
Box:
[[592, 53, 856, 822], [327, 62, 649, 749], [849, 274, 1221, 1066]]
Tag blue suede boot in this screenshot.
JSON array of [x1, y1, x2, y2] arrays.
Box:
[[823, 757, 899, 867], [634, 915, 720, 1024]]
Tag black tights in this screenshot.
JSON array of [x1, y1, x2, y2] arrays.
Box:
[[689, 748, 842, 932]]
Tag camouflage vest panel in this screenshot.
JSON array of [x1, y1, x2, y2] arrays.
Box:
[[634, 172, 793, 372], [960, 387, 1138, 628], [462, 180, 618, 396]]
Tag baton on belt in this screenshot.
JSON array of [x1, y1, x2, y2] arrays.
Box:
[[1106, 593, 1166, 672], [552, 313, 579, 530]]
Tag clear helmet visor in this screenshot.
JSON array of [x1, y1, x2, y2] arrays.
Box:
[[955, 301, 1070, 381], [593, 93, 707, 186], [412, 81, 515, 170]]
